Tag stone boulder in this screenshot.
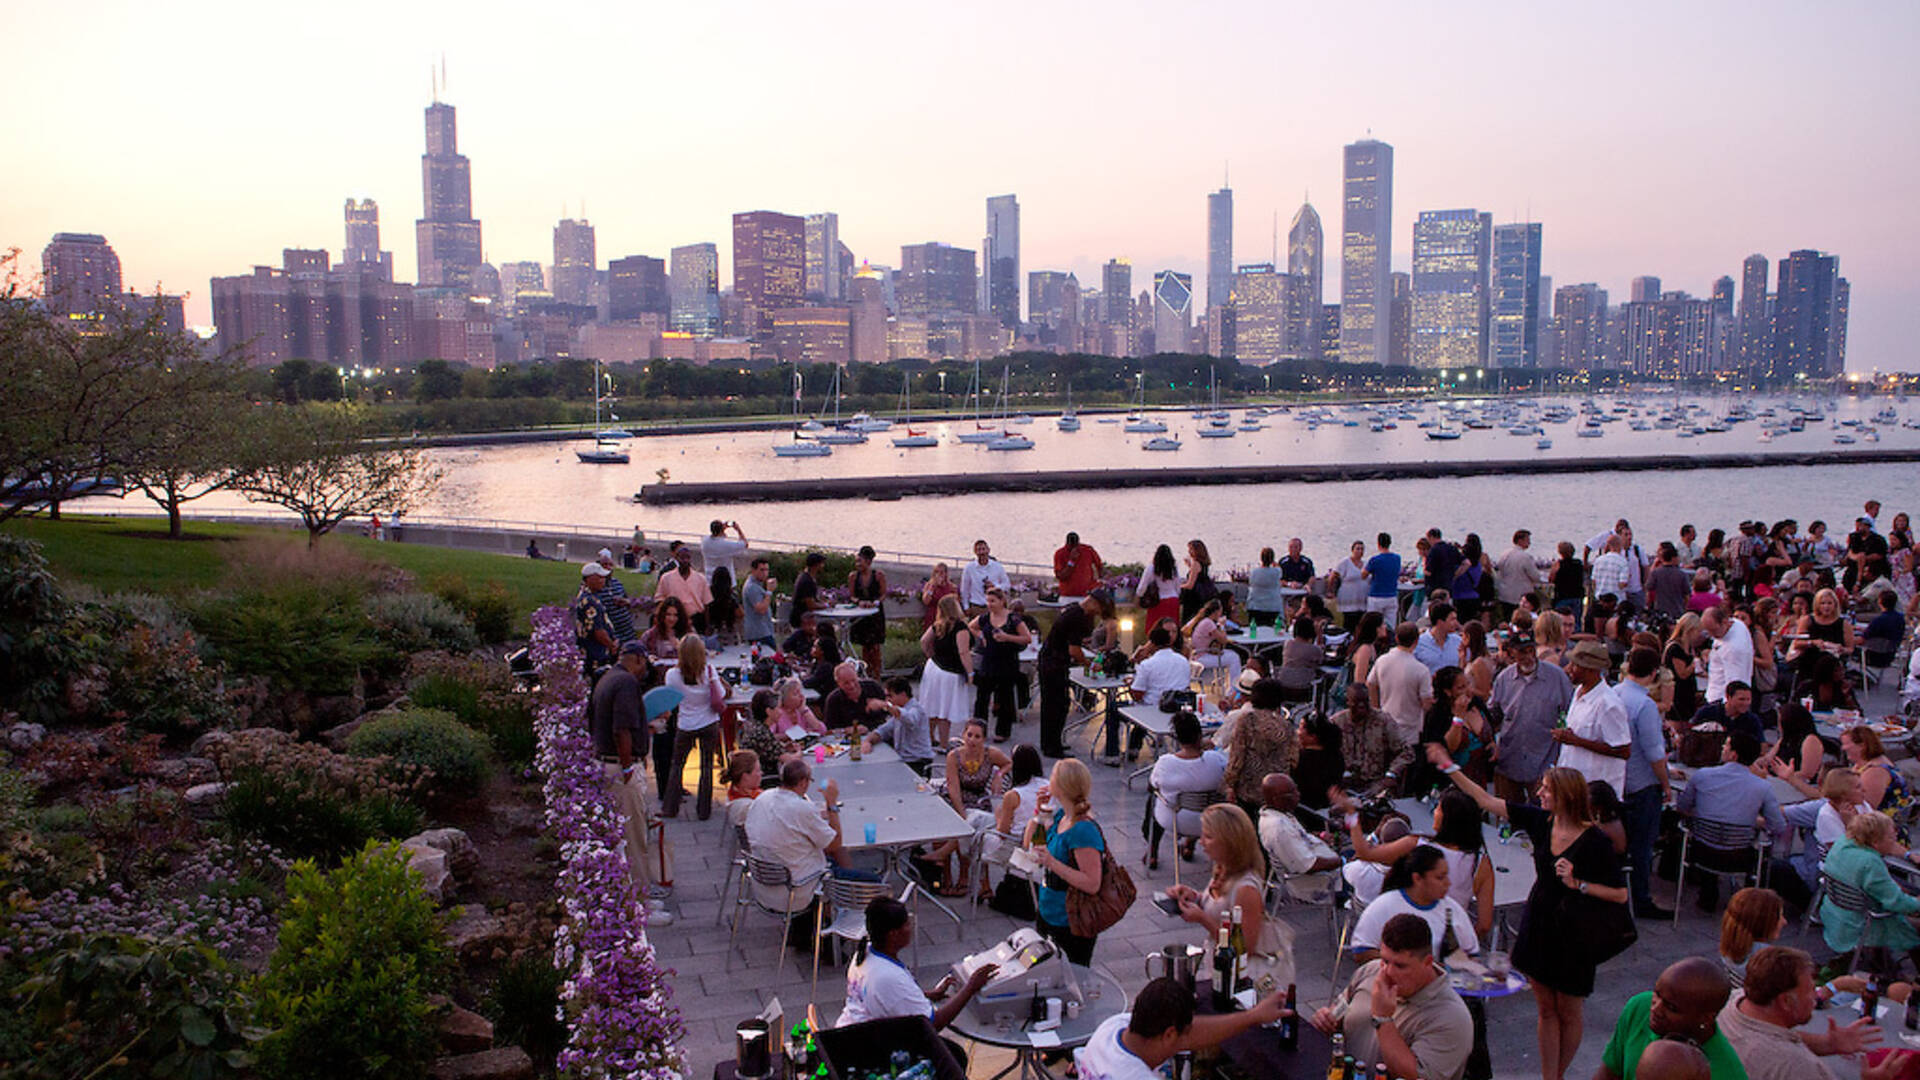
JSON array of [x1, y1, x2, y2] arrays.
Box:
[[446, 908, 513, 961], [428, 1047, 533, 1080], [184, 782, 228, 819], [410, 828, 481, 884], [6, 722, 47, 751], [317, 717, 368, 752], [153, 757, 219, 788], [402, 842, 452, 903], [438, 1003, 495, 1054]]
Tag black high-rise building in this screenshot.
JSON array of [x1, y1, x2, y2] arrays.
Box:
[[608, 255, 669, 322], [415, 101, 484, 291]]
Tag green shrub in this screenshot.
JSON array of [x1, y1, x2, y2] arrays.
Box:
[[213, 733, 423, 862], [365, 590, 479, 656], [347, 707, 492, 797], [407, 651, 536, 765], [484, 949, 568, 1067], [0, 533, 90, 722], [187, 582, 377, 695], [250, 842, 447, 1079], [765, 549, 856, 589], [425, 574, 516, 644], [88, 594, 234, 743]]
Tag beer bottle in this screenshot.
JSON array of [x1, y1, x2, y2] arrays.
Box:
[[1278, 983, 1299, 1050]]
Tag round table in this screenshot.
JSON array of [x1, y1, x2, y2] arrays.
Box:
[[947, 968, 1125, 1080]]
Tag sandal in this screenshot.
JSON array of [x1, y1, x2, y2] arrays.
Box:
[[936, 880, 970, 898]]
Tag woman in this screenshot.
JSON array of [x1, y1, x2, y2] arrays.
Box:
[[1791, 586, 1857, 679], [1749, 597, 1782, 706], [1549, 541, 1585, 624], [934, 718, 1012, 897], [919, 562, 957, 629], [846, 546, 889, 677], [1025, 758, 1106, 965], [1221, 679, 1298, 818], [1167, 804, 1296, 991], [1766, 699, 1826, 786], [918, 594, 974, 748], [1686, 570, 1726, 614], [1430, 753, 1628, 1080], [723, 749, 763, 832], [1843, 726, 1908, 811], [1587, 781, 1628, 856], [640, 598, 689, 660], [1461, 621, 1496, 700], [1334, 788, 1495, 939], [1246, 547, 1284, 628], [1533, 609, 1569, 669], [1275, 615, 1325, 702], [1700, 528, 1729, 578], [736, 690, 793, 770], [1820, 811, 1920, 966], [1291, 715, 1344, 815], [1348, 844, 1481, 960], [1424, 665, 1494, 788], [767, 676, 825, 738], [1183, 597, 1243, 699], [1179, 539, 1218, 624], [1145, 711, 1226, 870], [971, 588, 1031, 742], [1086, 589, 1121, 653], [1347, 610, 1387, 690], [1720, 885, 1904, 1004], [662, 635, 728, 820], [1664, 614, 1704, 727], [654, 556, 713, 634], [803, 624, 844, 698], [1331, 540, 1372, 631], [1138, 544, 1182, 629], [994, 744, 1049, 838], [1451, 533, 1493, 624], [1891, 512, 1915, 554]]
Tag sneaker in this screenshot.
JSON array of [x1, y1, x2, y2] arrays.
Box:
[[645, 900, 676, 926], [645, 884, 674, 900]]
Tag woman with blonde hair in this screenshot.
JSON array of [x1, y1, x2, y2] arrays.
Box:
[[918, 593, 974, 747], [1024, 758, 1106, 965], [1533, 609, 1568, 668], [1821, 810, 1920, 964], [767, 676, 825, 738], [1664, 613, 1704, 727], [662, 634, 728, 820], [1166, 804, 1295, 991]]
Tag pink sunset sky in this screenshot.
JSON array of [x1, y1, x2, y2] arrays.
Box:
[[5, 0, 1916, 370]]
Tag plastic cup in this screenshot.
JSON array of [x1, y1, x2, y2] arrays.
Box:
[[863, 823, 877, 844], [814, 745, 827, 764]]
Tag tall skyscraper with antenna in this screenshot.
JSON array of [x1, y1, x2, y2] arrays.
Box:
[[414, 68, 484, 293], [1206, 180, 1233, 312]]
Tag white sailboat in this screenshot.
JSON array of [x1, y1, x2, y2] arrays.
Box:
[[1123, 373, 1167, 433], [984, 366, 1034, 450], [1056, 382, 1081, 431], [772, 369, 832, 457], [1196, 366, 1234, 437], [812, 366, 868, 444], [954, 359, 998, 443], [890, 372, 938, 448], [576, 360, 631, 464]]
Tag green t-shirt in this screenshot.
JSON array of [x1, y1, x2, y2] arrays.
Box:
[[1601, 992, 1749, 1080]]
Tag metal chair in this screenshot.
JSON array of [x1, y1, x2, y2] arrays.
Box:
[[1327, 882, 1366, 1000], [1800, 841, 1834, 934], [728, 855, 826, 974], [969, 827, 1038, 913], [1672, 817, 1770, 926], [812, 874, 900, 1002], [716, 822, 752, 926], [1821, 873, 1900, 981], [1862, 636, 1903, 690], [1157, 788, 1226, 887]]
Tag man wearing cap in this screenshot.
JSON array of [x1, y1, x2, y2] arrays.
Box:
[[1037, 591, 1104, 758], [1551, 640, 1631, 796], [1489, 630, 1575, 802], [595, 548, 639, 644], [591, 642, 678, 917], [575, 562, 620, 679]]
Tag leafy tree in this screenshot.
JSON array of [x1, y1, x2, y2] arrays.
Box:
[[122, 359, 254, 538], [412, 358, 461, 402], [303, 363, 342, 402], [270, 359, 312, 404], [236, 404, 442, 547]]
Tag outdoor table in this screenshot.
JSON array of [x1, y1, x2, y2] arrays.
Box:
[[1194, 980, 1333, 1080], [811, 752, 930, 799], [810, 784, 975, 923], [815, 605, 881, 624], [1066, 666, 1128, 745], [1118, 703, 1179, 788], [1031, 595, 1086, 610], [1225, 626, 1288, 658], [948, 967, 1125, 1080], [1389, 798, 1537, 907]]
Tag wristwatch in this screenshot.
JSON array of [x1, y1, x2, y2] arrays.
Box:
[[1370, 1014, 1392, 1029], [1578, 881, 1589, 894]]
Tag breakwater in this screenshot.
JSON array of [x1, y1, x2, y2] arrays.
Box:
[[635, 447, 1920, 505]]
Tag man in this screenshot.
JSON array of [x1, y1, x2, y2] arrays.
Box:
[[1773, 770, 1869, 913], [1701, 606, 1755, 705], [1368, 623, 1435, 742], [1551, 641, 1631, 796], [788, 552, 827, 629], [821, 661, 890, 732], [1619, 526, 1651, 610], [1413, 602, 1463, 675], [1617, 646, 1676, 919], [1335, 683, 1415, 793], [1363, 533, 1404, 617], [1076, 977, 1288, 1080], [1038, 591, 1102, 758], [1675, 733, 1787, 910], [1718, 946, 1888, 1080], [1113, 626, 1192, 760], [1864, 499, 1883, 530], [1637, 1041, 1711, 1080], [741, 557, 777, 648], [743, 757, 859, 892], [1258, 773, 1342, 901], [1424, 529, 1462, 604], [1676, 523, 1701, 568], [1647, 544, 1691, 621], [1053, 532, 1105, 598], [837, 897, 999, 1045], [595, 548, 641, 643], [1490, 631, 1576, 802], [655, 553, 713, 632], [575, 562, 619, 678], [1309, 914, 1473, 1080], [1591, 534, 1632, 606], [1494, 529, 1544, 621], [1279, 537, 1315, 589], [1846, 515, 1890, 592], [591, 644, 680, 917], [1586, 518, 1632, 564], [699, 519, 750, 591], [782, 609, 820, 659], [1597, 958, 1744, 1080], [1689, 682, 1764, 745], [862, 677, 935, 773], [959, 539, 1010, 612]]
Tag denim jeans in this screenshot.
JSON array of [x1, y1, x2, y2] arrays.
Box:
[[1623, 784, 1665, 908]]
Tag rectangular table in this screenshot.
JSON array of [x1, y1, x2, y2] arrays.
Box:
[[1389, 797, 1538, 907], [808, 783, 975, 923], [1066, 666, 1129, 747]]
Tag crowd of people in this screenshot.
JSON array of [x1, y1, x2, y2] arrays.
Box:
[[573, 502, 1920, 1080]]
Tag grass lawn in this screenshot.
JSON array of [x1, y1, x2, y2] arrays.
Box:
[[2, 516, 633, 635]]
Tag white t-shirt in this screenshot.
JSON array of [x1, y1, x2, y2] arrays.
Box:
[[1129, 647, 1193, 708], [1334, 557, 1372, 612], [699, 535, 749, 585], [1559, 680, 1631, 795], [1150, 750, 1227, 831], [744, 787, 835, 887], [837, 949, 932, 1027], [1350, 888, 1480, 956], [1075, 1013, 1159, 1080], [1707, 621, 1755, 704], [665, 663, 723, 732], [1369, 649, 1433, 740]]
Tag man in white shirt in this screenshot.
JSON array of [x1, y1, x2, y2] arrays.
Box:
[[1412, 602, 1463, 675], [1110, 625, 1192, 760], [1617, 527, 1650, 610], [1676, 523, 1700, 568], [1258, 774, 1342, 901], [958, 538, 1010, 611], [1702, 606, 1755, 705], [1077, 978, 1288, 1080], [1552, 641, 1631, 796], [743, 757, 849, 895], [1585, 519, 1630, 564], [698, 519, 749, 589], [1590, 535, 1632, 604], [1368, 623, 1436, 741], [1494, 529, 1545, 619]]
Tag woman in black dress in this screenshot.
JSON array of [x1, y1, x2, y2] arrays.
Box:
[[1425, 747, 1629, 1080]]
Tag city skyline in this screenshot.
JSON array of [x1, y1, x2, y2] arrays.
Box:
[[5, 2, 1916, 370]]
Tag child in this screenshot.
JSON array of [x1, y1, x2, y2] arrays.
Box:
[[864, 676, 935, 774]]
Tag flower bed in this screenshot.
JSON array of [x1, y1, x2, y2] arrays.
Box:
[[527, 605, 686, 1080]]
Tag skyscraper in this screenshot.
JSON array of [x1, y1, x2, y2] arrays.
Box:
[[1229, 264, 1285, 365], [1553, 284, 1608, 371], [414, 101, 484, 291], [1389, 272, 1412, 368], [1772, 249, 1843, 378], [1737, 254, 1770, 376], [607, 255, 668, 322], [1410, 209, 1491, 369], [1102, 259, 1133, 356], [1152, 271, 1193, 355], [732, 211, 806, 318], [897, 243, 977, 317], [1341, 139, 1394, 365], [551, 219, 597, 308], [1709, 275, 1735, 318], [1027, 270, 1078, 349], [40, 232, 122, 316], [1286, 202, 1324, 359], [984, 195, 1020, 328], [1490, 223, 1544, 367], [804, 213, 842, 301], [1206, 186, 1233, 313], [668, 243, 720, 335], [342, 199, 391, 279], [1629, 276, 1662, 303]]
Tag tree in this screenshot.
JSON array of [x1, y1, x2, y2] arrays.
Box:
[[413, 358, 461, 402], [238, 404, 442, 547], [121, 361, 254, 538]]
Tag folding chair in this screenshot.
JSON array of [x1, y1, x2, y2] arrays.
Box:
[[1672, 817, 1769, 926], [1822, 873, 1901, 983], [716, 822, 751, 926], [729, 855, 826, 974], [969, 827, 1037, 913], [1158, 789, 1226, 887], [812, 874, 899, 1002], [1327, 882, 1366, 999]]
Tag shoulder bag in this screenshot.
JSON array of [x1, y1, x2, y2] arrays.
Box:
[[1065, 823, 1136, 937]]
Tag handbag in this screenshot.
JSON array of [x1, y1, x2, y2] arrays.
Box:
[[1158, 688, 1197, 714], [707, 670, 727, 713], [1140, 578, 1162, 607], [1563, 891, 1637, 966], [1065, 824, 1136, 937]]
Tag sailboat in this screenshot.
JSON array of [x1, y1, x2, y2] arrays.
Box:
[[955, 359, 999, 444], [1056, 383, 1081, 431], [576, 360, 631, 464], [891, 372, 938, 448], [1123, 373, 1167, 433], [773, 369, 832, 457], [985, 366, 1034, 450], [1196, 366, 1235, 438], [812, 366, 868, 444]]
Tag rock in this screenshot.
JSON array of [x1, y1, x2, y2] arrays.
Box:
[[428, 1047, 533, 1080], [318, 717, 368, 752], [6, 722, 46, 750], [184, 782, 228, 816], [409, 828, 481, 883], [306, 682, 366, 735], [402, 842, 452, 903], [153, 757, 219, 787], [438, 1003, 495, 1054], [188, 730, 231, 758], [447, 908, 513, 960]]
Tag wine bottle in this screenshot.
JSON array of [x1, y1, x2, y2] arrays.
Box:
[[1211, 924, 1236, 1012], [1229, 905, 1248, 990], [1278, 983, 1299, 1050]]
